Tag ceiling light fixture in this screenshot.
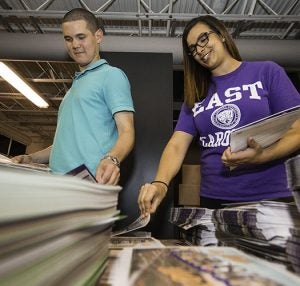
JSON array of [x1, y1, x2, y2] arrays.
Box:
[[0, 61, 49, 108]]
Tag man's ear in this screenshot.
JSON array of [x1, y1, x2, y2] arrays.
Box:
[[95, 29, 104, 44]]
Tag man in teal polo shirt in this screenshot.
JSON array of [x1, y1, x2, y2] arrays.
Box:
[[13, 8, 135, 185]]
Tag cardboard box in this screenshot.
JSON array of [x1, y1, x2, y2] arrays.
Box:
[[178, 184, 200, 206], [182, 164, 201, 185]]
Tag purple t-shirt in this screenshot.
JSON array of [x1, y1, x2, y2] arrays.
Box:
[[175, 61, 300, 201]]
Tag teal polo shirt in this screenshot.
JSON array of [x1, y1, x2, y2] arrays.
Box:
[[49, 59, 134, 176]]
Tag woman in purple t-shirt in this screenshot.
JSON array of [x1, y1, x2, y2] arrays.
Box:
[[138, 15, 300, 215]]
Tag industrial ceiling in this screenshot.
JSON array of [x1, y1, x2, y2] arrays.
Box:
[[0, 0, 299, 145]]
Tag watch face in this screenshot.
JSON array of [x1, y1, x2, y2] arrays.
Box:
[[103, 155, 120, 167], [113, 158, 120, 167]]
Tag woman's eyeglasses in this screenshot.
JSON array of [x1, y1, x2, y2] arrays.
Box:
[[187, 31, 215, 57]]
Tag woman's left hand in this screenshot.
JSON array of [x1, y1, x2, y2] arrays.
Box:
[[221, 137, 263, 167]]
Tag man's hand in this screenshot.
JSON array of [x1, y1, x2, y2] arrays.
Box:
[[95, 159, 120, 185], [11, 154, 33, 164]]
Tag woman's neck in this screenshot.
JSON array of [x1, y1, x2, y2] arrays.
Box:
[[212, 58, 241, 77]]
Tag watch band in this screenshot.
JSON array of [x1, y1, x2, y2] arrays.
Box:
[[102, 155, 120, 167]]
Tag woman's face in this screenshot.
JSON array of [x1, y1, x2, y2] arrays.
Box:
[[186, 22, 229, 74]]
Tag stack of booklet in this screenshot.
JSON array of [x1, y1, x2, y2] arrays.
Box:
[[287, 228, 300, 274], [169, 207, 218, 246], [285, 154, 300, 273], [213, 201, 300, 264], [108, 246, 300, 286], [286, 155, 300, 210], [0, 163, 121, 286]]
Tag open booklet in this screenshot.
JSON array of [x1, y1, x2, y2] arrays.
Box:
[[66, 164, 97, 183], [0, 153, 50, 172], [111, 215, 151, 237], [230, 105, 300, 152]]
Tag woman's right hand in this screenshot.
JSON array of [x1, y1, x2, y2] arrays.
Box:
[[138, 182, 167, 218]]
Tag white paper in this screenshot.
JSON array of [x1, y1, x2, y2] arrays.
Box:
[[230, 105, 300, 152], [111, 215, 150, 237]]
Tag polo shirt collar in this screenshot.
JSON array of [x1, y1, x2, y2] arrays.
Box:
[[74, 59, 107, 78]]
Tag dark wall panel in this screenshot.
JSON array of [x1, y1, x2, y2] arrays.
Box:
[[103, 52, 174, 238]]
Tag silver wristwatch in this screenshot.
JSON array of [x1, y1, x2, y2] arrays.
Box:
[[102, 155, 120, 167]]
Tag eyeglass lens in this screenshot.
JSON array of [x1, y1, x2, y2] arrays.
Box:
[[188, 32, 212, 57]]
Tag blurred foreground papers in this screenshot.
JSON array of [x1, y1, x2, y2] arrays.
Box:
[[110, 246, 300, 286], [0, 164, 121, 286]]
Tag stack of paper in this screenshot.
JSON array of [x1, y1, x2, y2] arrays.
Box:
[[169, 207, 217, 246], [0, 153, 50, 172], [0, 164, 121, 286], [230, 105, 300, 152], [285, 154, 300, 274], [213, 201, 300, 264], [109, 246, 300, 286], [286, 228, 300, 274], [286, 155, 300, 210]]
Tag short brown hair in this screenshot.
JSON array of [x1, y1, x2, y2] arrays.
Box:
[[62, 8, 105, 34]]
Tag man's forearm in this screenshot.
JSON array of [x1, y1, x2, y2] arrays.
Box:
[[30, 146, 52, 164], [104, 130, 135, 163]]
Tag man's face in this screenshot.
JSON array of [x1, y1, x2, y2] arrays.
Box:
[[62, 20, 103, 71]]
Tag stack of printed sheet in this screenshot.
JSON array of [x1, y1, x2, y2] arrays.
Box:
[[109, 246, 300, 286], [0, 163, 121, 286], [285, 154, 300, 273], [169, 207, 218, 246], [286, 154, 300, 210], [213, 200, 300, 265]]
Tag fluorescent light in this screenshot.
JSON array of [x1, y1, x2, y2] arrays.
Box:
[[0, 61, 49, 108]]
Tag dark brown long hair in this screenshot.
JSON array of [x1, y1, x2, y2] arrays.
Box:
[[182, 16, 242, 108]]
